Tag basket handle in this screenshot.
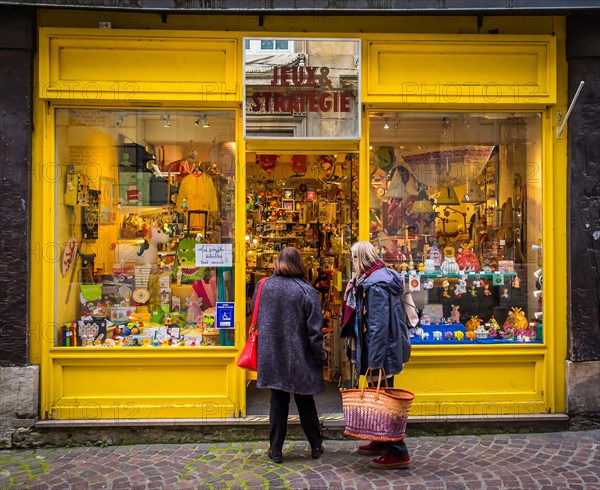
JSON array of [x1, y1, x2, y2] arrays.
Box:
[[363, 368, 389, 395]]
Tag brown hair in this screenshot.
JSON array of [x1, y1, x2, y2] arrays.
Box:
[[273, 246, 306, 278]]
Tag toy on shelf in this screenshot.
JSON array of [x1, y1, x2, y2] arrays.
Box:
[[440, 246, 460, 274]]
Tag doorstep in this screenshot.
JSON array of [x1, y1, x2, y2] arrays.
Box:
[[35, 412, 568, 429]]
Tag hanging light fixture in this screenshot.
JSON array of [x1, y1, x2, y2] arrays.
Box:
[[193, 116, 202, 126], [383, 118, 390, 130], [161, 115, 171, 128], [436, 187, 460, 206], [113, 114, 124, 128], [410, 188, 435, 214], [201, 115, 210, 128]]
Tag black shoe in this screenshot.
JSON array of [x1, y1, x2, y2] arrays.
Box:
[[311, 446, 324, 460], [268, 449, 283, 464]]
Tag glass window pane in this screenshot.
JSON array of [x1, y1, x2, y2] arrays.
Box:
[[244, 39, 250, 50], [369, 112, 543, 345], [54, 110, 236, 348], [260, 40, 274, 50], [275, 40, 288, 50]]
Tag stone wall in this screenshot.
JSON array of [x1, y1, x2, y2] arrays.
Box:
[[566, 13, 600, 422], [0, 6, 37, 449]]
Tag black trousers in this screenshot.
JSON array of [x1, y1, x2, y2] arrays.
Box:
[[269, 389, 322, 452], [367, 375, 410, 458]]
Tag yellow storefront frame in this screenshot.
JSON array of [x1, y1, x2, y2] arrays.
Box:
[[31, 26, 566, 420]]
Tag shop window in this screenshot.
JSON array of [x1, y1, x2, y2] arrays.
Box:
[[54, 109, 236, 348], [369, 112, 543, 344], [245, 152, 359, 382]]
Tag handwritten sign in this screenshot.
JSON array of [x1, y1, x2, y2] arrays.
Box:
[[195, 244, 233, 267]]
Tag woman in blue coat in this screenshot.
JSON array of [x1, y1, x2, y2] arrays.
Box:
[[346, 241, 412, 469], [252, 246, 327, 464]]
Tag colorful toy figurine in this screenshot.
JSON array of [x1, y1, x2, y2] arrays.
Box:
[[442, 280, 451, 298], [455, 242, 481, 272], [441, 246, 460, 274], [450, 305, 460, 324]]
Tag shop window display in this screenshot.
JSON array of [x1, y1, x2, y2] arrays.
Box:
[[54, 109, 236, 348], [369, 113, 543, 344], [245, 153, 359, 382]]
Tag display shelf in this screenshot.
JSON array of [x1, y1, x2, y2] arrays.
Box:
[[408, 272, 517, 279]]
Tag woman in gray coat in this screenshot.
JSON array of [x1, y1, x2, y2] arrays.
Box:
[[252, 246, 326, 464]]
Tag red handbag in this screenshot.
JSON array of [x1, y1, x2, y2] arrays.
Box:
[[236, 278, 267, 371]]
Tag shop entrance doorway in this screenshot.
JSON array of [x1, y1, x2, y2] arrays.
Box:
[[244, 152, 359, 415]]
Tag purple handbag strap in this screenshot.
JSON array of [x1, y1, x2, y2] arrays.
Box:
[[250, 278, 267, 328]]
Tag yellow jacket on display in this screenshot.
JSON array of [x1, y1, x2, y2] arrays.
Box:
[[175, 172, 218, 214]]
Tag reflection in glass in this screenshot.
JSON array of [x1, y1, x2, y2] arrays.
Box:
[[369, 112, 543, 345]]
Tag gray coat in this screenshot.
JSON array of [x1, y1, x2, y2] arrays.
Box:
[[252, 275, 326, 395]]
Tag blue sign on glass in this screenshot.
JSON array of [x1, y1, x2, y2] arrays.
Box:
[[216, 302, 235, 329]]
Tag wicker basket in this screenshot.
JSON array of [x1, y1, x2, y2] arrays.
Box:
[[341, 369, 415, 442]]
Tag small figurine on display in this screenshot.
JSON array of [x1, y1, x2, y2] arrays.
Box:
[[433, 331, 443, 341], [454, 331, 465, 341], [440, 246, 460, 274], [423, 279, 434, 290], [442, 280, 451, 298], [429, 242, 442, 266], [186, 292, 202, 325], [483, 282, 492, 296], [455, 242, 481, 272], [454, 279, 467, 297], [513, 275, 521, 288], [450, 305, 460, 324]]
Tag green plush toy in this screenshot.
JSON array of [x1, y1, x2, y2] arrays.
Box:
[[174, 236, 205, 284]]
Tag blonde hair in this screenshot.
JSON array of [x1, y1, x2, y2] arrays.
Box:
[[351, 241, 383, 276]]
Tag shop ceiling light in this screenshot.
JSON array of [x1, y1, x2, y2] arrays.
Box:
[[113, 114, 124, 128], [383, 118, 390, 130], [201, 115, 210, 128], [193, 116, 202, 126], [161, 115, 171, 128]]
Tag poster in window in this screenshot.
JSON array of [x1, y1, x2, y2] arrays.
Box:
[[82, 189, 100, 240]]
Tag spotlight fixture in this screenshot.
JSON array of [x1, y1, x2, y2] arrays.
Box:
[[201, 115, 210, 128], [383, 118, 390, 130], [113, 114, 124, 128], [193, 116, 201, 127], [161, 115, 171, 128]]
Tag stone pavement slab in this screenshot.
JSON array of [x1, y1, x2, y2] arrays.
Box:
[[0, 430, 598, 489]]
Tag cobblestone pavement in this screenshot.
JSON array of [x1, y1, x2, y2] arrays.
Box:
[[1, 430, 598, 489]]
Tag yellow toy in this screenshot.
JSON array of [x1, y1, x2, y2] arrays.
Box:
[[454, 331, 465, 340], [465, 316, 483, 332]]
